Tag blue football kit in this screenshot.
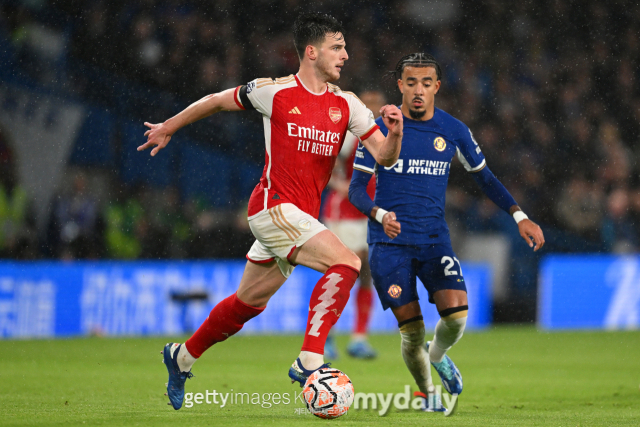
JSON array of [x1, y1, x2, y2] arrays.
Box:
[[349, 108, 517, 309]]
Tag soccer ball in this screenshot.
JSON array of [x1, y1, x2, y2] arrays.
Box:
[[303, 368, 354, 419]]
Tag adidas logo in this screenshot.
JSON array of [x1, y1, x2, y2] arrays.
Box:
[[288, 107, 301, 114]]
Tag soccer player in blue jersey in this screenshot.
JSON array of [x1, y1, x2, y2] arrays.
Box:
[[349, 53, 545, 412]]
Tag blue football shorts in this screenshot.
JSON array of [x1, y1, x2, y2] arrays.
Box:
[[368, 241, 467, 310]]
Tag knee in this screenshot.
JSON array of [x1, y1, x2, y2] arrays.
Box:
[[438, 306, 468, 327], [439, 310, 467, 338], [399, 317, 425, 348], [350, 253, 362, 271], [443, 316, 466, 336], [437, 306, 468, 340], [338, 250, 361, 272]]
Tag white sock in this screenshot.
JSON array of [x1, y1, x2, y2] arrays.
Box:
[[171, 343, 197, 372], [298, 351, 324, 371], [400, 320, 433, 395], [429, 317, 467, 364]]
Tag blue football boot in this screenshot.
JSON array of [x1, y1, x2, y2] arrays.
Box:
[[425, 341, 463, 395], [413, 390, 447, 412], [163, 343, 194, 409], [288, 358, 331, 387], [346, 340, 377, 359]]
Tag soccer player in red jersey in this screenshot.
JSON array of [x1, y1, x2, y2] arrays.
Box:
[[321, 91, 386, 359], [138, 13, 403, 410]]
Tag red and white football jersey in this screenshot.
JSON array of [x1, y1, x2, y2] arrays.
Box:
[[234, 74, 379, 219], [322, 131, 376, 221]]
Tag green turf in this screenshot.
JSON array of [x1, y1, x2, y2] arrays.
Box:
[[1, 327, 639, 426]]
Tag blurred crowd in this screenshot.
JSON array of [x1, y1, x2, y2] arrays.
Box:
[[0, 0, 639, 261], [0, 135, 254, 260]]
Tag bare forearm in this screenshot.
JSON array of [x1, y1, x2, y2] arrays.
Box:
[[509, 205, 522, 215], [140, 88, 240, 156], [164, 89, 234, 135], [377, 131, 402, 167]]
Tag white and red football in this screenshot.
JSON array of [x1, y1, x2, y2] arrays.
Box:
[[302, 368, 354, 419]]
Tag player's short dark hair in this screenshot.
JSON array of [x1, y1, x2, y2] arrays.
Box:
[[293, 13, 345, 60], [387, 53, 442, 81]]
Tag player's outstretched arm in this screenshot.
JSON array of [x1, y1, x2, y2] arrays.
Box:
[[138, 88, 241, 156], [360, 105, 403, 167], [470, 166, 545, 251]]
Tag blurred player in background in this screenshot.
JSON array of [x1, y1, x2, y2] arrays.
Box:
[[138, 13, 403, 410], [322, 91, 385, 360], [349, 53, 544, 412]]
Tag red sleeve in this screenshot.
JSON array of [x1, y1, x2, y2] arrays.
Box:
[[233, 86, 245, 110], [359, 124, 379, 141]]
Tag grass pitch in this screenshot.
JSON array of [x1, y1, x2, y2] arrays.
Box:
[[1, 326, 639, 426]]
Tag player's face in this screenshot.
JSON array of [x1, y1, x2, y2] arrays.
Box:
[[315, 32, 348, 82], [397, 66, 441, 120]]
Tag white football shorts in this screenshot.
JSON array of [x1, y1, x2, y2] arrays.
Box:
[[247, 203, 327, 278], [324, 219, 369, 253]]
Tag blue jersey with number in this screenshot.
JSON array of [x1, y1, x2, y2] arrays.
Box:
[[353, 108, 486, 245]]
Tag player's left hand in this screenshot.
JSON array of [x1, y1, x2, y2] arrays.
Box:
[[382, 211, 401, 239], [518, 219, 545, 251], [380, 105, 403, 136], [138, 122, 172, 156]]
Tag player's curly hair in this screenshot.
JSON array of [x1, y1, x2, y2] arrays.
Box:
[[385, 53, 442, 81], [293, 13, 345, 60]]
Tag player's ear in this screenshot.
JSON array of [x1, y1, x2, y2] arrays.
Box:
[[397, 79, 403, 94], [306, 45, 317, 61], [434, 80, 441, 95]]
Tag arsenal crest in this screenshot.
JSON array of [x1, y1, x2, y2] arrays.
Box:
[[329, 107, 342, 124]]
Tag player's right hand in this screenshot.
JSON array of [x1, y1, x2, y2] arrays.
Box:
[[518, 219, 545, 251], [138, 122, 172, 156], [380, 105, 403, 136], [382, 211, 401, 239]]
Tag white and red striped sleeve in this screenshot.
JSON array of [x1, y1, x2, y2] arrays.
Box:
[[237, 75, 297, 118], [342, 91, 379, 141]]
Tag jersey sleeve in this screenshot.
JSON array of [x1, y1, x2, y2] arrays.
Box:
[[339, 131, 359, 160], [352, 139, 377, 175], [344, 92, 379, 141], [234, 78, 280, 117], [454, 125, 486, 173]]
